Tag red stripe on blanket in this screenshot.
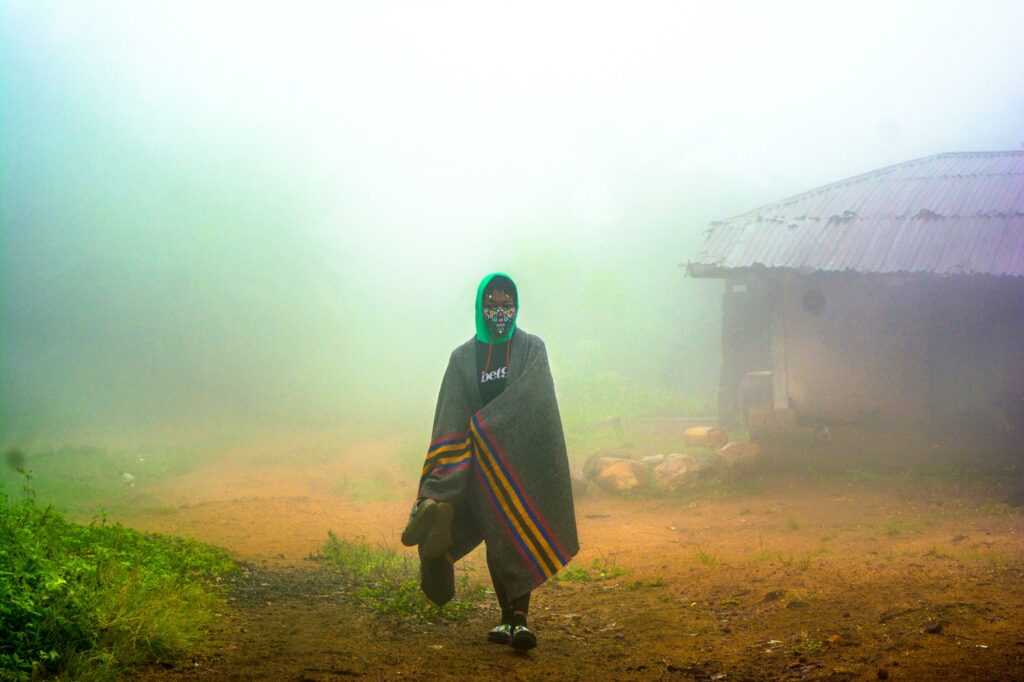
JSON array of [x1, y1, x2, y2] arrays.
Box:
[[429, 432, 467, 448], [472, 456, 545, 583], [474, 413, 570, 563]]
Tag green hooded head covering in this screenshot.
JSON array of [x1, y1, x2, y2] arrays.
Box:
[[475, 272, 519, 344]]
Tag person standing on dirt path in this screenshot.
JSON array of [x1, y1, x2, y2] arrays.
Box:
[[401, 272, 579, 651]]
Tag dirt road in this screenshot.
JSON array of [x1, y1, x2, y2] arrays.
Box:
[[121, 440, 1024, 680]]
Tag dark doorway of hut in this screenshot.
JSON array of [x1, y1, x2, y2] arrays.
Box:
[[718, 279, 770, 430]]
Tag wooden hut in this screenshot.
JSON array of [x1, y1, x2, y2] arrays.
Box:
[[688, 151, 1024, 447]]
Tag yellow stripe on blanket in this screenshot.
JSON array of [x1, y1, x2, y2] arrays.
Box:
[[423, 440, 469, 464], [469, 421, 561, 576], [472, 438, 554, 576], [421, 452, 471, 478], [420, 436, 472, 476]]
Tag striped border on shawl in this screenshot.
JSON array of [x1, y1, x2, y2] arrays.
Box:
[[472, 458, 545, 583], [419, 432, 471, 486], [473, 414, 571, 563], [469, 413, 570, 580]]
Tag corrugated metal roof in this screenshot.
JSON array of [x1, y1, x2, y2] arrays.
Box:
[[688, 151, 1024, 278]]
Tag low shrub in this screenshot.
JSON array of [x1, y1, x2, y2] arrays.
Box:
[[313, 532, 483, 622], [0, 472, 235, 681]]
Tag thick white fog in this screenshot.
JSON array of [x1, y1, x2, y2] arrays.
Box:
[[3, 0, 1022, 447]]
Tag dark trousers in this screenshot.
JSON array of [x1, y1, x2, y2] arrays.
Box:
[[486, 545, 530, 622]]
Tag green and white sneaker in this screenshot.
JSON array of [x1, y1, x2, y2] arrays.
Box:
[[511, 625, 537, 651], [487, 624, 513, 645]]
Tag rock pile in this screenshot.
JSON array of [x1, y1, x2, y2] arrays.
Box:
[[582, 455, 650, 493], [578, 430, 762, 496]]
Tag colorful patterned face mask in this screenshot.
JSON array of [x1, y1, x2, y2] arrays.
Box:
[[483, 305, 516, 336]]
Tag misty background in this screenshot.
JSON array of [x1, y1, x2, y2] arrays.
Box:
[[3, 1, 1023, 453]]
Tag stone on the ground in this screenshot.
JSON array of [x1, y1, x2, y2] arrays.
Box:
[[683, 426, 729, 449], [583, 450, 632, 481], [594, 457, 649, 493], [651, 453, 708, 491], [713, 441, 761, 478]]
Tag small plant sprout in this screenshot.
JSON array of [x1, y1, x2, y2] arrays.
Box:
[[554, 552, 629, 582], [695, 547, 719, 568], [627, 577, 667, 590], [591, 551, 628, 580]]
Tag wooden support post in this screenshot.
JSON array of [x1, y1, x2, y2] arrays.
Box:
[[769, 278, 789, 410]]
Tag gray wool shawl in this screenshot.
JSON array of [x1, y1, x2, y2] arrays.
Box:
[[417, 329, 579, 605]]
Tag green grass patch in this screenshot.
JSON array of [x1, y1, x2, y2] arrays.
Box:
[[313, 532, 484, 622], [0, 471, 235, 681], [0, 445, 209, 516], [554, 555, 629, 582], [554, 564, 594, 582]]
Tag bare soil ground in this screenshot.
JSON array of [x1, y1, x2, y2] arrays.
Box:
[[119, 437, 1024, 681]]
